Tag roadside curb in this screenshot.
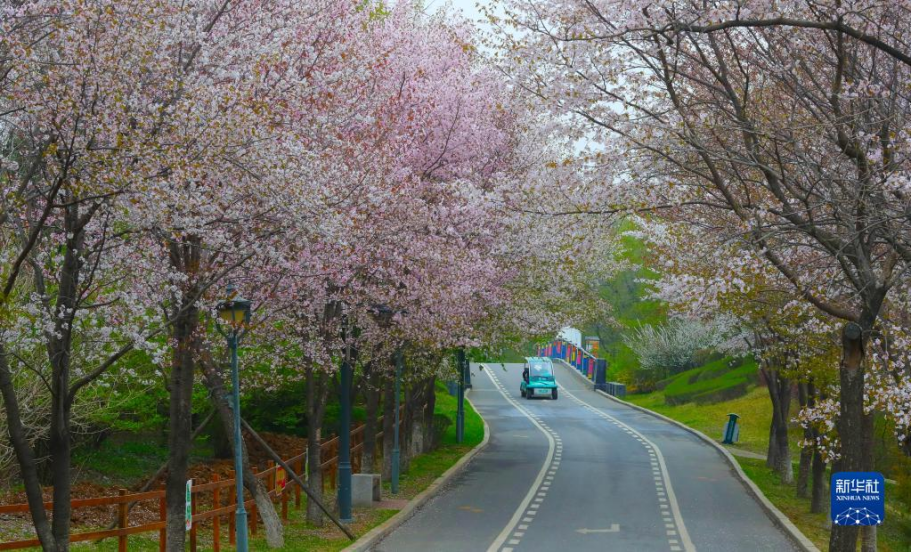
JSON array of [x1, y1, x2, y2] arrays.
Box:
[[341, 386, 491, 552], [556, 359, 820, 552]]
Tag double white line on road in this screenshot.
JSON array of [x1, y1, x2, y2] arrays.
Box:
[[557, 383, 696, 552], [480, 365, 560, 552]]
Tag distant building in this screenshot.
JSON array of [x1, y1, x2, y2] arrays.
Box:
[[557, 327, 582, 348]]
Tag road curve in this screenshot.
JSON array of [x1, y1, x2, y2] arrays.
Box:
[[374, 362, 800, 552]]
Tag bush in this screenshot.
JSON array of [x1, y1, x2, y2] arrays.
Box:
[[623, 316, 742, 380], [664, 356, 758, 405], [242, 380, 308, 436]]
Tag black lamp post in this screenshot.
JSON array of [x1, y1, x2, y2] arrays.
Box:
[[337, 312, 353, 523], [216, 284, 252, 551], [456, 348, 466, 444]]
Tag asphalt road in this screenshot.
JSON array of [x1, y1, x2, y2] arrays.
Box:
[[374, 361, 800, 552]]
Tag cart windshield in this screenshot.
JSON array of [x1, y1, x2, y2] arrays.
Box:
[[529, 362, 554, 380]]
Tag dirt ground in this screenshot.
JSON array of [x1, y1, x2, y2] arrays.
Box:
[[0, 431, 308, 543]]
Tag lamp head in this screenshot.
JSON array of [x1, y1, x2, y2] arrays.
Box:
[[217, 283, 252, 327]]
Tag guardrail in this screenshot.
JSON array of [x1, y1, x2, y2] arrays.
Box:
[[538, 340, 628, 396], [537, 340, 599, 381]]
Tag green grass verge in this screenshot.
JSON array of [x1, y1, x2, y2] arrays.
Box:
[[626, 385, 778, 455], [739, 457, 909, 551]]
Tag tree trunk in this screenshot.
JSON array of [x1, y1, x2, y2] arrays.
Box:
[[762, 363, 793, 484], [860, 396, 877, 552], [48, 370, 73, 552], [810, 448, 827, 513], [43, 204, 87, 552], [363, 361, 380, 473], [861, 526, 876, 552], [381, 377, 395, 481], [796, 445, 813, 498], [0, 347, 57, 550], [830, 321, 871, 552], [423, 377, 436, 451], [305, 365, 329, 526], [766, 421, 779, 469], [199, 354, 283, 547], [305, 427, 323, 526], [796, 381, 815, 498], [165, 298, 199, 552], [209, 410, 233, 459], [773, 383, 793, 485]]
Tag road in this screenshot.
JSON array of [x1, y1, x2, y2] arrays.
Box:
[[374, 361, 801, 552]]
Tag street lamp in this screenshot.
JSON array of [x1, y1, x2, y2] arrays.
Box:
[[456, 349, 466, 444], [216, 284, 252, 552], [337, 311, 354, 523], [392, 348, 403, 494]]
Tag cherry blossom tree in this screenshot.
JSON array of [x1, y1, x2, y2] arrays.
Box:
[[492, 2, 911, 549]]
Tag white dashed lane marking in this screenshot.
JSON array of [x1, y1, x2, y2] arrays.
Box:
[[481, 366, 563, 552], [559, 384, 696, 552]]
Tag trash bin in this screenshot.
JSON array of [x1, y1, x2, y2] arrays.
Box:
[[722, 413, 740, 444]]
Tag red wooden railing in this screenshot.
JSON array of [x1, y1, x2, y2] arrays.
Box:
[[0, 404, 409, 551]]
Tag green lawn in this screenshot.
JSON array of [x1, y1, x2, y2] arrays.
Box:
[[626, 385, 782, 455]]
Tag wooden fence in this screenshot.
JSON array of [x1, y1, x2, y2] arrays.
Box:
[[0, 405, 408, 551]]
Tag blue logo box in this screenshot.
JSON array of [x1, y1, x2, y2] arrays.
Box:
[[830, 472, 885, 526]]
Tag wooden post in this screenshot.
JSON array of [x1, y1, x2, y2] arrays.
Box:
[[228, 472, 236, 546], [250, 468, 258, 536], [294, 456, 302, 509], [268, 460, 276, 502], [212, 474, 221, 552], [118, 489, 128, 552], [158, 489, 167, 552], [190, 484, 198, 552], [281, 477, 289, 521], [333, 439, 339, 487]]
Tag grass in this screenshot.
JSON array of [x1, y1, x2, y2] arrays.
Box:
[[626, 385, 779, 455], [492, 348, 527, 363], [72, 435, 213, 486], [739, 458, 910, 552], [662, 356, 758, 404]]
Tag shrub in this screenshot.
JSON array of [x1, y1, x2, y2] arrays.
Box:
[[623, 316, 744, 380], [664, 356, 758, 405]]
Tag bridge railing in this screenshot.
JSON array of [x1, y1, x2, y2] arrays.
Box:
[[537, 340, 599, 381]]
